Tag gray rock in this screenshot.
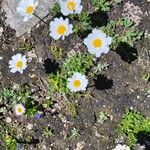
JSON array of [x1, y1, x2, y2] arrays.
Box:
[[2, 0, 57, 37]]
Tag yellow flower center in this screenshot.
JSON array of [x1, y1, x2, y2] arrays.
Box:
[[67, 1, 76, 11], [57, 25, 67, 35], [73, 80, 81, 88], [26, 6, 34, 14], [18, 108, 23, 113], [92, 39, 103, 48], [16, 61, 23, 68]]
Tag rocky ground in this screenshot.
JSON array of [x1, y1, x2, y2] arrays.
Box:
[[0, 0, 150, 150]]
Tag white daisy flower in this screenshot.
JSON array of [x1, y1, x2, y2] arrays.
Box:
[[49, 17, 73, 40], [112, 144, 130, 150], [9, 53, 27, 74], [67, 72, 88, 92], [17, 0, 38, 22], [15, 104, 26, 116], [59, 0, 83, 16], [84, 29, 112, 58]]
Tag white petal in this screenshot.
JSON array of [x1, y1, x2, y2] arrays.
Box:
[[10, 68, 17, 73], [35, 1, 38, 7], [107, 37, 112, 45], [16, 53, 22, 59], [19, 69, 23, 74], [62, 35, 65, 40], [23, 15, 33, 22], [75, 5, 83, 14], [95, 51, 102, 58], [101, 46, 110, 54], [22, 55, 27, 62], [17, 7, 25, 15], [61, 8, 70, 16]]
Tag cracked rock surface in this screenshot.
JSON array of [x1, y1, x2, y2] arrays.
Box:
[[2, 0, 57, 37]]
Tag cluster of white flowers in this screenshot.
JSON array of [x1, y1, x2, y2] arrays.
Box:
[[49, 0, 83, 40], [15, 0, 112, 93], [16, 0, 112, 57], [16, 0, 82, 22]]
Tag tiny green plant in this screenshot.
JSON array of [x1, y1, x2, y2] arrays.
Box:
[[0, 85, 39, 117], [70, 128, 80, 139], [26, 105, 38, 117], [102, 18, 143, 49], [42, 127, 54, 139], [97, 111, 109, 124], [23, 135, 34, 143], [92, 0, 122, 12], [49, 46, 63, 61], [62, 51, 94, 75], [49, 2, 61, 16], [0, 122, 18, 150], [89, 62, 109, 77], [4, 136, 17, 150], [18, 39, 34, 51], [92, 0, 111, 12], [66, 102, 77, 117], [73, 11, 91, 35], [0, 88, 18, 105], [117, 110, 150, 147], [42, 98, 53, 109], [143, 73, 150, 83]]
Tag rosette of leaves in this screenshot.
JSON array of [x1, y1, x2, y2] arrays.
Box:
[[92, 0, 122, 12], [102, 18, 143, 49]]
